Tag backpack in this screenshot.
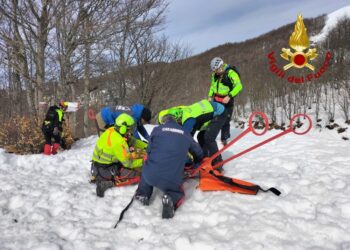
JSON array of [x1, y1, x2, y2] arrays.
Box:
[[226, 65, 241, 78], [42, 106, 60, 131], [214, 65, 241, 93]]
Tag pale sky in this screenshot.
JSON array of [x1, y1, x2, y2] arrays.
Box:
[[164, 0, 350, 54]]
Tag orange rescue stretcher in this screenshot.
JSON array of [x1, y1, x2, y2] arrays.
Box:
[[195, 112, 312, 196]]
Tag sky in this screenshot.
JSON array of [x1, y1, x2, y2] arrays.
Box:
[[163, 0, 350, 55]]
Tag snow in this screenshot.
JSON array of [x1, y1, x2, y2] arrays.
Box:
[[1, 118, 350, 249], [311, 5, 350, 43]]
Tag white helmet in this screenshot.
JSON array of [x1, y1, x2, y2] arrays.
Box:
[[210, 57, 223, 71]]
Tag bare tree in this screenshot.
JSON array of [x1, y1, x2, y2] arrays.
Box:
[[338, 80, 350, 123], [81, 1, 114, 136], [328, 83, 336, 122], [1, 1, 34, 115], [0, 0, 58, 117], [0, 19, 23, 116], [54, 0, 119, 136], [105, 0, 168, 105], [312, 83, 322, 122]]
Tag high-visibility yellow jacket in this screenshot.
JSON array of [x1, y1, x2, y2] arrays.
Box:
[[92, 127, 147, 169], [181, 99, 214, 131], [208, 64, 243, 98]]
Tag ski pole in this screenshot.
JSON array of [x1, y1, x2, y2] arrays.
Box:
[[114, 194, 135, 229]]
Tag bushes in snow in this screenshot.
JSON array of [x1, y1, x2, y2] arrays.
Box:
[[0, 116, 74, 154]]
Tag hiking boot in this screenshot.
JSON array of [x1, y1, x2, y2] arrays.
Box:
[[135, 195, 150, 206], [96, 180, 114, 198], [43, 144, 51, 155], [162, 194, 175, 219], [52, 143, 60, 155]]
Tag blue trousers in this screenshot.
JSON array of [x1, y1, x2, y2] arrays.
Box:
[[136, 172, 184, 208]]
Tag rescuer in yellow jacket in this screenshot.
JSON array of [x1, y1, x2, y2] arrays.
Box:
[[158, 99, 227, 172], [91, 113, 148, 197], [208, 57, 243, 145]]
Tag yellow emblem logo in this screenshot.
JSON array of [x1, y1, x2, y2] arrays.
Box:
[[281, 14, 318, 70]]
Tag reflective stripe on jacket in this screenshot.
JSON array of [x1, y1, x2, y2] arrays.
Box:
[[91, 127, 146, 169]]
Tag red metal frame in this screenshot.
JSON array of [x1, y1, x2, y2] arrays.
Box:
[[206, 112, 312, 170]]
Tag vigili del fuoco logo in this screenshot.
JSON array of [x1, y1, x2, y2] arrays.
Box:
[[267, 14, 332, 84]]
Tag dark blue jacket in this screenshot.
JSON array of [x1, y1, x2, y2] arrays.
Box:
[[143, 120, 203, 185], [101, 104, 149, 140]]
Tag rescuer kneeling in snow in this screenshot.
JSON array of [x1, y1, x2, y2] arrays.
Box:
[[91, 113, 147, 197], [135, 111, 204, 219]]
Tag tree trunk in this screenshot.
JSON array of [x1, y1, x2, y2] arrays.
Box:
[[69, 84, 77, 136], [83, 40, 91, 137]]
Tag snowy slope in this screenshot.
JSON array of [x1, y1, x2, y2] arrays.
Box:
[[311, 5, 350, 43], [1, 121, 350, 249]]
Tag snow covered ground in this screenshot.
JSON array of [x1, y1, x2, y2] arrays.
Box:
[[1, 117, 350, 249]]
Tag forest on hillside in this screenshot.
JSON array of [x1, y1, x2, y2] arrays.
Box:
[[171, 15, 350, 129]]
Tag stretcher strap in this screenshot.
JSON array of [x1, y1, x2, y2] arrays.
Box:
[[208, 170, 281, 196]]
